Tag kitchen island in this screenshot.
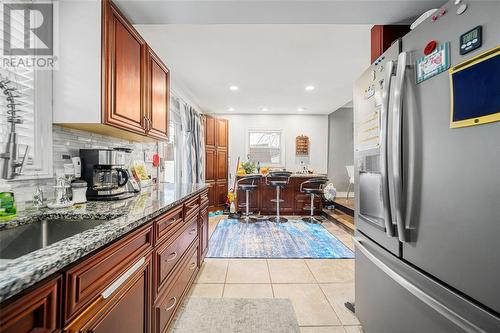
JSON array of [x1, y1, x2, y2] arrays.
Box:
[[0, 183, 208, 333], [235, 173, 328, 216]]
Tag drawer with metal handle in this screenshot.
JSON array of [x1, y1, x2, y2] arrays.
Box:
[[184, 195, 200, 221], [154, 204, 184, 245], [154, 244, 199, 333], [155, 216, 198, 296], [64, 256, 149, 333], [63, 223, 153, 323]]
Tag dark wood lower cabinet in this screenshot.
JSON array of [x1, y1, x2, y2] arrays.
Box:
[[153, 243, 198, 333], [236, 176, 324, 215], [0, 276, 61, 333], [64, 256, 152, 333], [0, 191, 209, 333], [199, 204, 209, 264]]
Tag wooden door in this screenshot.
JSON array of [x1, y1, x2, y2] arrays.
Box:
[[103, 1, 146, 134], [0, 276, 61, 333], [205, 117, 216, 148], [67, 256, 152, 333], [216, 119, 228, 149], [147, 48, 169, 140]]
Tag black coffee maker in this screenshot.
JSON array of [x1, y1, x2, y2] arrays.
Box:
[[80, 149, 134, 201]]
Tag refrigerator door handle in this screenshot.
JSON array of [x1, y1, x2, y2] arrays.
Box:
[[353, 237, 485, 333], [380, 60, 395, 237], [389, 51, 408, 242]]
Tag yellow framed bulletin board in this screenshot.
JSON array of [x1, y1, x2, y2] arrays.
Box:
[[449, 46, 500, 128]]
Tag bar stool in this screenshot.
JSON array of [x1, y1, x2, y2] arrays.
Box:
[[266, 171, 292, 223], [300, 177, 328, 223], [236, 174, 262, 223]]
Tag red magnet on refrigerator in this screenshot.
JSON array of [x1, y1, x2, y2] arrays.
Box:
[[424, 40, 437, 55]]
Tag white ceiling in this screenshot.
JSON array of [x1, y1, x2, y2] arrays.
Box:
[[136, 24, 370, 114], [117, 0, 445, 25], [127, 1, 444, 114]]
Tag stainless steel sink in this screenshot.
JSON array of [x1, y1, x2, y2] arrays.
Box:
[[0, 219, 106, 260]]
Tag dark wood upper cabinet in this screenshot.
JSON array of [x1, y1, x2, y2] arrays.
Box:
[[216, 119, 228, 149], [146, 47, 170, 140], [0, 276, 61, 333], [103, 0, 146, 134], [204, 117, 216, 148], [370, 25, 409, 63], [55, 0, 171, 142]]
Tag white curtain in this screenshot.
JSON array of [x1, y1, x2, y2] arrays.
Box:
[[181, 104, 205, 184]]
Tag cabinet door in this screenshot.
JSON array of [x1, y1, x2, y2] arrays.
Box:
[[103, 2, 146, 134], [205, 181, 216, 208], [204, 117, 216, 148], [0, 276, 61, 333], [205, 148, 216, 182], [216, 119, 228, 149], [216, 150, 227, 181], [66, 256, 152, 333], [215, 181, 228, 207], [147, 48, 169, 140], [199, 205, 209, 263]]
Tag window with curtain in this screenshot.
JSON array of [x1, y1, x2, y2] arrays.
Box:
[[247, 130, 283, 166], [161, 95, 182, 184], [0, 3, 53, 180]]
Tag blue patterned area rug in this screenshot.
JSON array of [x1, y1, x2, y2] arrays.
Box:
[[206, 219, 354, 259]]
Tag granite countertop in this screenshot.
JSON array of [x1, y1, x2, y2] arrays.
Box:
[[0, 183, 207, 303]]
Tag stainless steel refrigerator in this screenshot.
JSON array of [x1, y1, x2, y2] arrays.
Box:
[[353, 0, 500, 332]]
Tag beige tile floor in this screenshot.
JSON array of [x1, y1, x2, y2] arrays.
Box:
[[187, 215, 362, 333]]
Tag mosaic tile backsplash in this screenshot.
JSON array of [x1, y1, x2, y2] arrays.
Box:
[[8, 125, 159, 209]]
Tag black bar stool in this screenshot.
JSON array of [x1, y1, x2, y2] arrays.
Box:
[[300, 177, 329, 223], [236, 174, 262, 223], [266, 171, 292, 223]]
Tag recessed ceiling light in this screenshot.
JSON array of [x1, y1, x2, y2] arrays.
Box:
[[227, 107, 235, 112], [305, 85, 315, 91], [261, 107, 269, 112], [229, 85, 239, 91], [297, 107, 306, 112]]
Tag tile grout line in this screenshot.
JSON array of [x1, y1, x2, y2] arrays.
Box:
[[266, 259, 276, 298], [221, 260, 229, 298], [318, 282, 344, 326]]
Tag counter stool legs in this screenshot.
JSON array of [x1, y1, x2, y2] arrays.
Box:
[[269, 186, 288, 223], [239, 190, 256, 223], [302, 193, 323, 224]]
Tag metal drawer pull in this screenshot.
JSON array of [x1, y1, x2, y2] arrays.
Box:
[[353, 238, 482, 332], [187, 203, 198, 209], [164, 217, 177, 226], [189, 262, 196, 270], [189, 228, 196, 235], [164, 297, 177, 311], [102, 257, 145, 299], [166, 252, 178, 262]]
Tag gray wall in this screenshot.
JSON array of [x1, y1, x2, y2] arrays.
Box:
[[327, 107, 354, 195]]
